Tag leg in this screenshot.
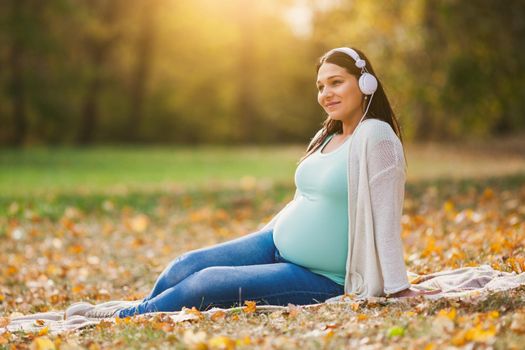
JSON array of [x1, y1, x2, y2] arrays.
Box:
[[144, 228, 277, 300], [119, 262, 344, 317]]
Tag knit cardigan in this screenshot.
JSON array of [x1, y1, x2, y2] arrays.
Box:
[[260, 118, 410, 297]]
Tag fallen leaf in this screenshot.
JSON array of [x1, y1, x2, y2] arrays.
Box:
[[387, 326, 405, 337], [210, 310, 226, 321], [208, 335, 236, 350], [510, 312, 525, 334], [243, 300, 256, 313], [30, 336, 56, 350]]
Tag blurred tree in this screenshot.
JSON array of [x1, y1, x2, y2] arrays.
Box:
[[77, 0, 126, 144], [125, 0, 160, 142], [5, 0, 30, 146]]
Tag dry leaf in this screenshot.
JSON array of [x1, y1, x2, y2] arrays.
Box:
[[210, 310, 226, 321], [510, 312, 525, 334], [0, 317, 9, 328], [243, 300, 256, 313], [30, 336, 56, 350], [208, 335, 236, 350]]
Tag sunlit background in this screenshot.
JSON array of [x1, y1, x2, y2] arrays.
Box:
[[0, 0, 524, 146]]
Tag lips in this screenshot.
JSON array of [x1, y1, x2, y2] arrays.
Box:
[[326, 102, 340, 108]]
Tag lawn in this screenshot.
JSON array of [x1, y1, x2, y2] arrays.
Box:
[[1, 140, 525, 349]]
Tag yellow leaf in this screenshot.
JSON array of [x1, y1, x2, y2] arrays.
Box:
[[38, 326, 49, 336], [423, 343, 436, 350], [437, 308, 456, 321], [31, 336, 56, 350], [487, 310, 499, 319], [0, 317, 9, 327], [324, 330, 335, 342], [243, 300, 256, 313], [468, 324, 496, 343], [443, 200, 455, 213], [88, 343, 101, 350], [357, 314, 368, 321], [351, 302, 360, 312], [208, 335, 236, 350], [236, 336, 251, 346]]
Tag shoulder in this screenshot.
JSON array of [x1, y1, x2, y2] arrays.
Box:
[[356, 119, 398, 143], [354, 118, 405, 167]]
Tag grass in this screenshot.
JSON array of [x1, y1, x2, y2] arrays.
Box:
[[0, 138, 524, 349], [1, 137, 524, 197]]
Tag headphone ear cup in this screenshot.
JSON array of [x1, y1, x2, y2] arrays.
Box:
[[359, 73, 378, 95]]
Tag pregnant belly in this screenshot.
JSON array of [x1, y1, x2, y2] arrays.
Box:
[[273, 197, 348, 275]]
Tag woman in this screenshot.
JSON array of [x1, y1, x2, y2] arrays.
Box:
[[70, 47, 435, 319]]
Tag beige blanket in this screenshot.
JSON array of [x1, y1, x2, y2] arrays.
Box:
[[2, 265, 524, 335]]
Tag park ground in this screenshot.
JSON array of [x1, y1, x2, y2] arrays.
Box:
[[1, 136, 525, 349]]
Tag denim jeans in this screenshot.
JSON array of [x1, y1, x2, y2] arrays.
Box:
[[118, 228, 344, 317]]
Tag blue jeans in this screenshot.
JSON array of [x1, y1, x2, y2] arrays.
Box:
[[118, 228, 344, 317]]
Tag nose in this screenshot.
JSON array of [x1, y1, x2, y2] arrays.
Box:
[[319, 85, 334, 101]]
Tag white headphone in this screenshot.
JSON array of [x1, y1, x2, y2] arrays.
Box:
[[328, 47, 378, 95]]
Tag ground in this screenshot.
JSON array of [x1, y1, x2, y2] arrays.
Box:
[[1, 137, 524, 349]]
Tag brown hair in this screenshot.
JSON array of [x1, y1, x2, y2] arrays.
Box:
[[298, 47, 404, 164]]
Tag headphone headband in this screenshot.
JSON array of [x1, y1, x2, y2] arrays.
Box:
[[329, 47, 367, 70]]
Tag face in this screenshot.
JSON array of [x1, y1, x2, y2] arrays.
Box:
[[316, 62, 364, 122]]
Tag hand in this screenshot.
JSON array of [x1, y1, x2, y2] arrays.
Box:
[[387, 287, 441, 299]]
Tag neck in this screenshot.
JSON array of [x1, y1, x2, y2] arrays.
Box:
[[340, 108, 365, 136]]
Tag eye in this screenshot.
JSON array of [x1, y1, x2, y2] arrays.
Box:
[[332, 80, 342, 85]]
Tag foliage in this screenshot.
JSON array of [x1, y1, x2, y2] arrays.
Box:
[[0, 0, 523, 145]]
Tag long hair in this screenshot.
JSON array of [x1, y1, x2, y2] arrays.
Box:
[[298, 48, 404, 164]]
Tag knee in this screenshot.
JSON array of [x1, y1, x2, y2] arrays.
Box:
[[187, 266, 232, 288], [162, 252, 198, 284]]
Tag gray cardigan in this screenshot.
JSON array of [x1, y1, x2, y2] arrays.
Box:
[[261, 118, 410, 297]]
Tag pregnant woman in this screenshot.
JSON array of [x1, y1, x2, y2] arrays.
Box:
[[71, 46, 436, 319]]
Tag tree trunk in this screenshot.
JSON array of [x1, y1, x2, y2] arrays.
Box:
[[126, 1, 157, 142], [236, 3, 257, 143], [8, 0, 27, 146]]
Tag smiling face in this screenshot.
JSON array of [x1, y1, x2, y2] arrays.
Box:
[[316, 62, 365, 124]]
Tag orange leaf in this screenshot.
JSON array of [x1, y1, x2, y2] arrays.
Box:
[[210, 310, 226, 321], [38, 326, 49, 336], [243, 300, 256, 313]]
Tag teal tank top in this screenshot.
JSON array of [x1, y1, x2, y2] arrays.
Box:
[[273, 133, 350, 285]]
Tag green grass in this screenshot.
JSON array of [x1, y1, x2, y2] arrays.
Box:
[[2, 142, 524, 198], [0, 146, 303, 196]]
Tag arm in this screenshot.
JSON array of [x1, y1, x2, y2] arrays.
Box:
[[368, 137, 441, 298], [369, 165, 411, 294]]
